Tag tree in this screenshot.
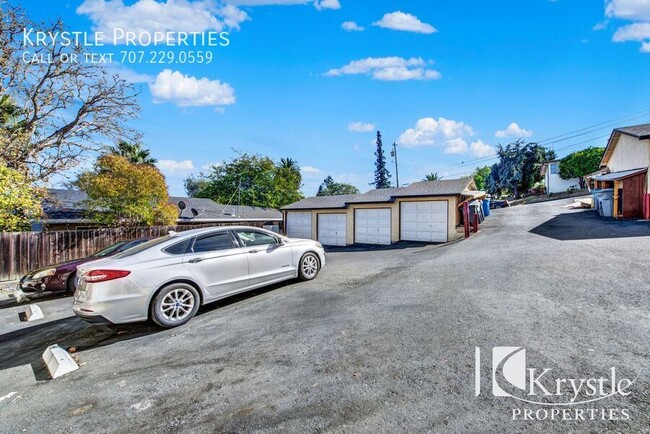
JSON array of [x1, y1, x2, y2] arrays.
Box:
[[274, 158, 303, 207], [559, 147, 605, 188], [487, 140, 555, 198], [75, 155, 177, 228], [316, 176, 360, 196], [0, 4, 140, 181], [279, 158, 298, 170], [184, 175, 209, 197], [113, 141, 157, 165], [472, 166, 492, 191], [372, 130, 391, 189], [0, 161, 42, 231], [190, 154, 304, 209], [423, 172, 442, 181]]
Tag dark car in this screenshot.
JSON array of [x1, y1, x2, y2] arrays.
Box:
[[490, 199, 511, 209], [18, 238, 150, 293]]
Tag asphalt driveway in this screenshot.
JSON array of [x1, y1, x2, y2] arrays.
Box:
[[1, 199, 649, 433]]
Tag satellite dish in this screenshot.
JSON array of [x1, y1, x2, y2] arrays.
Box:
[[178, 201, 187, 210], [191, 208, 199, 217]]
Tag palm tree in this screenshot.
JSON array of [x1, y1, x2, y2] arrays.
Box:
[[424, 172, 442, 181], [113, 141, 157, 165], [280, 157, 298, 171]]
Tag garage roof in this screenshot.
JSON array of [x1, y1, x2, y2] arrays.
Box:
[[591, 168, 647, 181], [282, 178, 476, 210]]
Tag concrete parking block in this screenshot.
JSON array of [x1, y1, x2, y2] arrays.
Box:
[[42, 345, 78, 379], [24, 304, 44, 321]]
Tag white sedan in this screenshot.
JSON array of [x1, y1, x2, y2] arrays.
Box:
[[73, 226, 325, 328]]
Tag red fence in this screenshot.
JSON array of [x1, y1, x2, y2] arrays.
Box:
[[0, 222, 278, 282]]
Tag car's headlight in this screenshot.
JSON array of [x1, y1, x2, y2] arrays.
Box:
[[315, 242, 323, 249], [32, 268, 56, 280]]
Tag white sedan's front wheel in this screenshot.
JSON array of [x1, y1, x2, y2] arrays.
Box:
[[151, 283, 200, 328], [298, 252, 320, 281]]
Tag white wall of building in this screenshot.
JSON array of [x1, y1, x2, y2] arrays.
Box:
[[545, 162, 580, 193], [607, 135, 650, 192]]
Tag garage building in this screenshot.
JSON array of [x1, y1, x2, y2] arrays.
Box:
[[282, 178, 482, 246], [594, 124, 650, 219]]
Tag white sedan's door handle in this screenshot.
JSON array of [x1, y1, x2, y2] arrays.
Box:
[[248, 249, 261, 254], [188, 257, 205, 263]]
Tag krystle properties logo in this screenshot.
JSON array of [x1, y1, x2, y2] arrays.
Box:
[[474, 347, 637, 421]]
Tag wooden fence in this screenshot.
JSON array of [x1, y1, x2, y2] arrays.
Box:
[[0, 221, 280, 282]]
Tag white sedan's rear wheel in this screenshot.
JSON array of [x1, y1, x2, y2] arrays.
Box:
[[298, 252, 320, 281], [151, 283, 200, 328]]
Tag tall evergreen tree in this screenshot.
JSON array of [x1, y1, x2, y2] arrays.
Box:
[[372, 130, 391, 189]]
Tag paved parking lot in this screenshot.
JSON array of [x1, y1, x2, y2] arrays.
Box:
[[1, 199, 649, 433]]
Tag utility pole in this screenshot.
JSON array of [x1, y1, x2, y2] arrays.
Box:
[[391, 142, 400, 188]]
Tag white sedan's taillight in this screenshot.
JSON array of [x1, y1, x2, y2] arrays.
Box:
[[83, 270, 131, 283]]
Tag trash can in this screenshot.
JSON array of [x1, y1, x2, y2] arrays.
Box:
[[600, 198, 613, 218], [482, 198, 491, 217], [591, 189, 601, 210], [599, 189, 615, 218], [469, 201, 484, 224]]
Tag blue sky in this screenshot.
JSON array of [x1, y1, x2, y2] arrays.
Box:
[[20, 0, 650, 196]]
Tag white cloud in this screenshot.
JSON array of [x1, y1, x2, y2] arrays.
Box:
[[157, 159, 195, 175], [228, 0, 307, 4], [200, 162, 221, 171], [301, 165, 325, 179], [326, 57, 441, 81], [314, 0, 340, 10], [605, 0, 650, 52], [301, 165, 322, 173], [373, 11, 437, 34], [606, 0, 650, 21], [612, 22, 650, 41], [228, 0, 339, 9], [494, 122, 533, 138], [443, 138, 468, 154], [342, 21, 364, 31], [77, 0, 249, 43], [398, 117, 474, 148], [593, 20, 609, 31], [470, 140, 495, 157], [348, 121, 375, 132], [150, 69, 236, 108]]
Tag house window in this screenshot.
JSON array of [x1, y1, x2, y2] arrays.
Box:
[[550, 163, 559, 175]]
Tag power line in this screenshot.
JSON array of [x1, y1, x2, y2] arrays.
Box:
[[429, 133, 612, 181], [407, 109, 650, 180]]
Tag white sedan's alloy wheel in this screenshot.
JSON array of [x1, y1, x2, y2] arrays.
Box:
[[299, 253, 320, 281], [151, 283, 200, 328]]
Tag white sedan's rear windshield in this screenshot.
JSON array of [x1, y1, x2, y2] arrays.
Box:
[[112, 236, 172, 259]]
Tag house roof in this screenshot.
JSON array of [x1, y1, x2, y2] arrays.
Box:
[[601, 123, 650, 168], [615, 123, 650, 140], [41, 189, 282, 223], [591, 168, 647, 182], [42, 189, 95, 222], [169, 196, 282, 221], [282, 178, 476, 210]]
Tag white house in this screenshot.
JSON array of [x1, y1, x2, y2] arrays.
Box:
[[541, 160, 580, 193], [588, 123, 650, 219]]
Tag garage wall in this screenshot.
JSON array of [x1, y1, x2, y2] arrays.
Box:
[[608, 135, 650, 193], [285, 195, 462, 245]]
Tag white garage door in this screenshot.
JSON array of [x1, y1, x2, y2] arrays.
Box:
[[355, 208, 391, 245], [400, 201, 448, 243], [286, 211, 312, 239], [318, 214, 347, 246]]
